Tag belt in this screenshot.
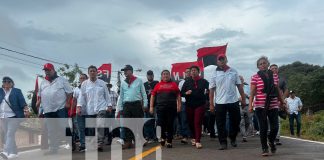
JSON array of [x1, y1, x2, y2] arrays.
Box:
[[124, 100, 141, 105]]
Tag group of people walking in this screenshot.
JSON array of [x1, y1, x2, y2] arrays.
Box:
[[0, 54, 304, 159]]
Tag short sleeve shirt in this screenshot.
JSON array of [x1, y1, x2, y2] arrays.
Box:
[[209, 68, 241, 104]]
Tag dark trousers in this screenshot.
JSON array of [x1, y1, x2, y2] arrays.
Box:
[[186, 106, 205, 143], [215, 102, 241, 145], [206, 110, 216, 136], [123, 101, 144, 142], [255, 108, 279, 150], [156, 106, 177, 143], [289, 113, 301, 136], [44, 108, 69, 151]]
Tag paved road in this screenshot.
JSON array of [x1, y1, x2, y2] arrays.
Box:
[[13, 136, 324, 160]]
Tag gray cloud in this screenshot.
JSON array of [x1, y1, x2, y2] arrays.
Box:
[[198, 28, 246, 45], [168, 15, 184, 23]]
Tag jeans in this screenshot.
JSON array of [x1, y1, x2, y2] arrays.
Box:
[[44, 108, 69, 151], [176, 103, 190, 138], [143, 111, 156, 140], [255, 108, 279, 150], [0, 118, 21, 154], [240, 106, 252, 138], [77, 110, 107, 147], [215, 102, 241, 145], [289, 113, 301, 136]]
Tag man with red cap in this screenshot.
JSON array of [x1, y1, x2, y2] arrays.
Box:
[[209, 54, 246, 150], [37, 63, 73, 155]]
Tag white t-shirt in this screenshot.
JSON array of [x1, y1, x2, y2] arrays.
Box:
[[0, 88, 15, 118], [178, 79, 186, 102], [209, 68, 241, 104], [39, 77, 73, 113], [286, 97, 303, 114]]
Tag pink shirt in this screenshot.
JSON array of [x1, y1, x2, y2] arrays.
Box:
[[251, 73, 279, 109]]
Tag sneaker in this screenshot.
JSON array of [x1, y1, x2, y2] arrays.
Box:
[[268, 142, 277, 154], [116, 138, 125, 145], [0, 152, 9, 159], [218, 144, 227, 150], [196, 143, 202, 149], [180, 138, 188, 144], [78, 146, 87, 152], [7, 154, 18, 159], [242, 137, 247, 142], [262, 149, 269, 156], [256, 131, 260, 135], [191, 139, 196, 146]]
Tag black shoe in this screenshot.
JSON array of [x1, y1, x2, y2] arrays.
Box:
[[262, 148, 269, 156], [275, 139, 282, 145], [160, 139, 166, 146], [242, 138, 247, 142], [231, 140, 237, 147], [72, 143, 76, 151], [166, 143, 172, 148], [97, 146, 103, 152], [43, 150, 58, 156], [218, 144, 228, 150], [268, 142, 276, 154], [78, 146, 86, 152]]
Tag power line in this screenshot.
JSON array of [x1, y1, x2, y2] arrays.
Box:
[[0, 52, 43, 66], [0, 45, 87, 69]]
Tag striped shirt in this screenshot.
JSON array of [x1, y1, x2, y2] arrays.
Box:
[[251, 73, 279, 109]]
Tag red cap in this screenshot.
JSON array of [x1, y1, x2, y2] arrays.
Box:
[[217, 54, 226, 60], [43, 63, 54, 70]]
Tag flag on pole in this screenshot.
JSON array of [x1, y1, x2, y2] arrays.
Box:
[[31, 76, 39, 115], [98, 64, 112, 83], [197, 44, 227, 67], [171, 60, 204, 82]]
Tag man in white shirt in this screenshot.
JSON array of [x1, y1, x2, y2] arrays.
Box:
[[209, 54, 246, 150], [37, 63, 73, 155], [77, 65, 112, 152], [285, 90, 303, 137]]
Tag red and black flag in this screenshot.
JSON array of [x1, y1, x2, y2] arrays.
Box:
[[197, 44, 227, 67], [31, 76, 39, 115], [171, 60, 204, 82], [98, 64, 112, 83]]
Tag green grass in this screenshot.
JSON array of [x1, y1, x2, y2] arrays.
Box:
[[281, 110, 324, 142]]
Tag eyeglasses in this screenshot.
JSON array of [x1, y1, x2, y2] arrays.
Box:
[[2, 80, 12, 83]]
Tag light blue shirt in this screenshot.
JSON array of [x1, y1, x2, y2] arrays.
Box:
[[116, 77, 147, 113]]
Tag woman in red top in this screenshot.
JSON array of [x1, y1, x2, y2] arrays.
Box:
[[248, 56, 285, 156], [150, 70, 181, 148]]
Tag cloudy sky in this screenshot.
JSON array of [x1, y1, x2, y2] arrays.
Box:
[[0, 0, 323, 98]]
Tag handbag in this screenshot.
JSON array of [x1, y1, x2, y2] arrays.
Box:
[[278, 109, 287, 120]]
